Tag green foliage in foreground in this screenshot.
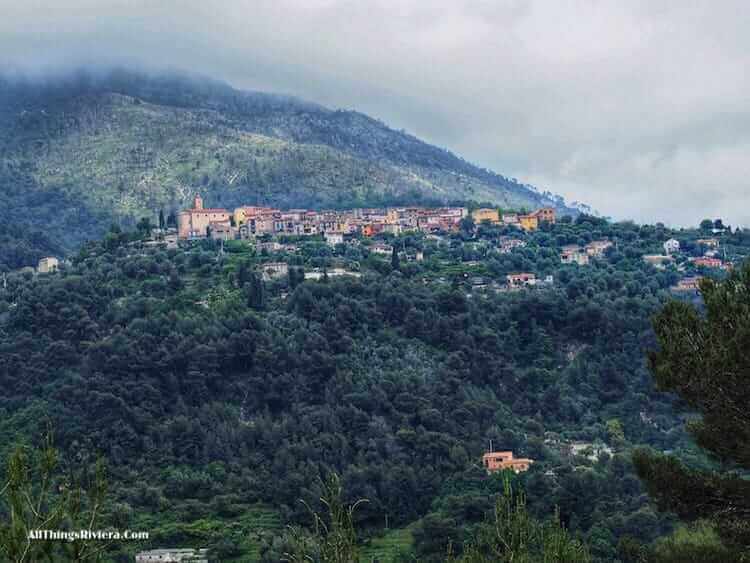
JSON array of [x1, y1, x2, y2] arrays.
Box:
[[449, 478, 590, 563], [634, 264, 750, 559], [0, 434, 110, 562], [269, 474, 589, 563]]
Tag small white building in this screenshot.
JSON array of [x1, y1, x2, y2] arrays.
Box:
[[370, 243, 394, 256], [663, 238, 680, 254], [260, 262, 289, 281], [560, 245, 590, 266], [37, 257, 59, 274], [324, 232, 344, 246]]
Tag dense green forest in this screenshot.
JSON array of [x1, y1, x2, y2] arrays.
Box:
[[2, 213, 747, 561]]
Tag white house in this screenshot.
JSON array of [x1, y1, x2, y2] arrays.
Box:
[[37, 257, 59, 274], [324, 232, 344, 246], [663, 238, 680, 254]]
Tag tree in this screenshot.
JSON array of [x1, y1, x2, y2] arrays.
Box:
[[158, 209, 165, 230], [459, 216, 476, 237], [247, 272, 265, 310], [633, 264, 750, 554], [282, 474, 366, 563], [0, 433, 111, 562], [699, 219, 714, 231], [136, 217, 152, 236], [288, 266, 305, 290], [451, 477, 590, 562], [391, 246, 401, 271]]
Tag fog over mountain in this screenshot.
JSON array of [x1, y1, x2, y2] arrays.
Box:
[[3, 1, 750, 226]]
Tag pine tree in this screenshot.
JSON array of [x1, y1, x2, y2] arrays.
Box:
[[633, 263, 750, 554], [247, 272, 265, 310], [158, 208, 165, 230], [391, 246, 400, 271], [0, 433, 111, 562]]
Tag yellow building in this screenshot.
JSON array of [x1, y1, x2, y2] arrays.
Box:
[[233, 206, 268, 226], [519, 214, 539, 231], [472, 208, 500, 224]]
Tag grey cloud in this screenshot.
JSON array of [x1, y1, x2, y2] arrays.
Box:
[[2, 0, 749, 226]]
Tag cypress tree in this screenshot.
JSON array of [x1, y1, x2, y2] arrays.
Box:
[[633, 264, 750, 553]]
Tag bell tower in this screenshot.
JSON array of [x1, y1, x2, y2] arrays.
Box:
[[194, 194, 204, 210]]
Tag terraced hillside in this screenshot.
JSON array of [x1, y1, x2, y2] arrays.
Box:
[[0, 69, 572, 263]]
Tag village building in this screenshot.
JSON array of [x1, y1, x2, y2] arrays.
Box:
[[260, 262, 289, 281], [37, 256, 59, 274], [506, 272, 536, 288], [178, 195, 231, 239], [560, 245, 590, 266], [370, 242, 394, 256], [233, 206, 269, 226], [380, 223, 401, 235], [501, 213, 520, 227], [697, 238, 720, 249], [482, 451, 534, 474], [304, 268, 362, 280], [643, 255, 674, 269], [528, 207, 556, 224], [255, 241, 282, 253], [518, 214, 539, 231], [163, 234, 179, 250], [663, 238, 680, 254], [585, 240, 613, 258], [498, 237, 526, 253], [472, 208, 500, 224], [671, 276, 703, 292], [208, 222, 236, 241], [324, 232, 344, 246], [691, 257, 730, 270]]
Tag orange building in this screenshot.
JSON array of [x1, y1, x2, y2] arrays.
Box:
[[178, 195, 231, 239], [482, 451, 534, 474]]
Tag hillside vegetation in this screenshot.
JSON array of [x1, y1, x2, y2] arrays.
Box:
[[4, 215, 747, 560]]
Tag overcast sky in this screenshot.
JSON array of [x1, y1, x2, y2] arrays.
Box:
[[2, 0, 749, 226]]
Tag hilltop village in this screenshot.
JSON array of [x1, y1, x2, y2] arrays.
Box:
[[167, 195, 740, 295], [177, 194, 555, 240], [16, 194, 744, 302]]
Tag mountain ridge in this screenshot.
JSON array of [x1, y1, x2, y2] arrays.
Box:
[[0, 68, 578, 263]]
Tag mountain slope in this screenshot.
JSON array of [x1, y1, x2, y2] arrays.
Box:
[[0, 69, 572, 259]]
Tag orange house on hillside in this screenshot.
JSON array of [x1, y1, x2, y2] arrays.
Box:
[[482, 451, 534, 474]]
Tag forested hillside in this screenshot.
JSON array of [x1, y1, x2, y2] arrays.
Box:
[[3, 215, 745, 561], [0, 69, 573, 268]]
